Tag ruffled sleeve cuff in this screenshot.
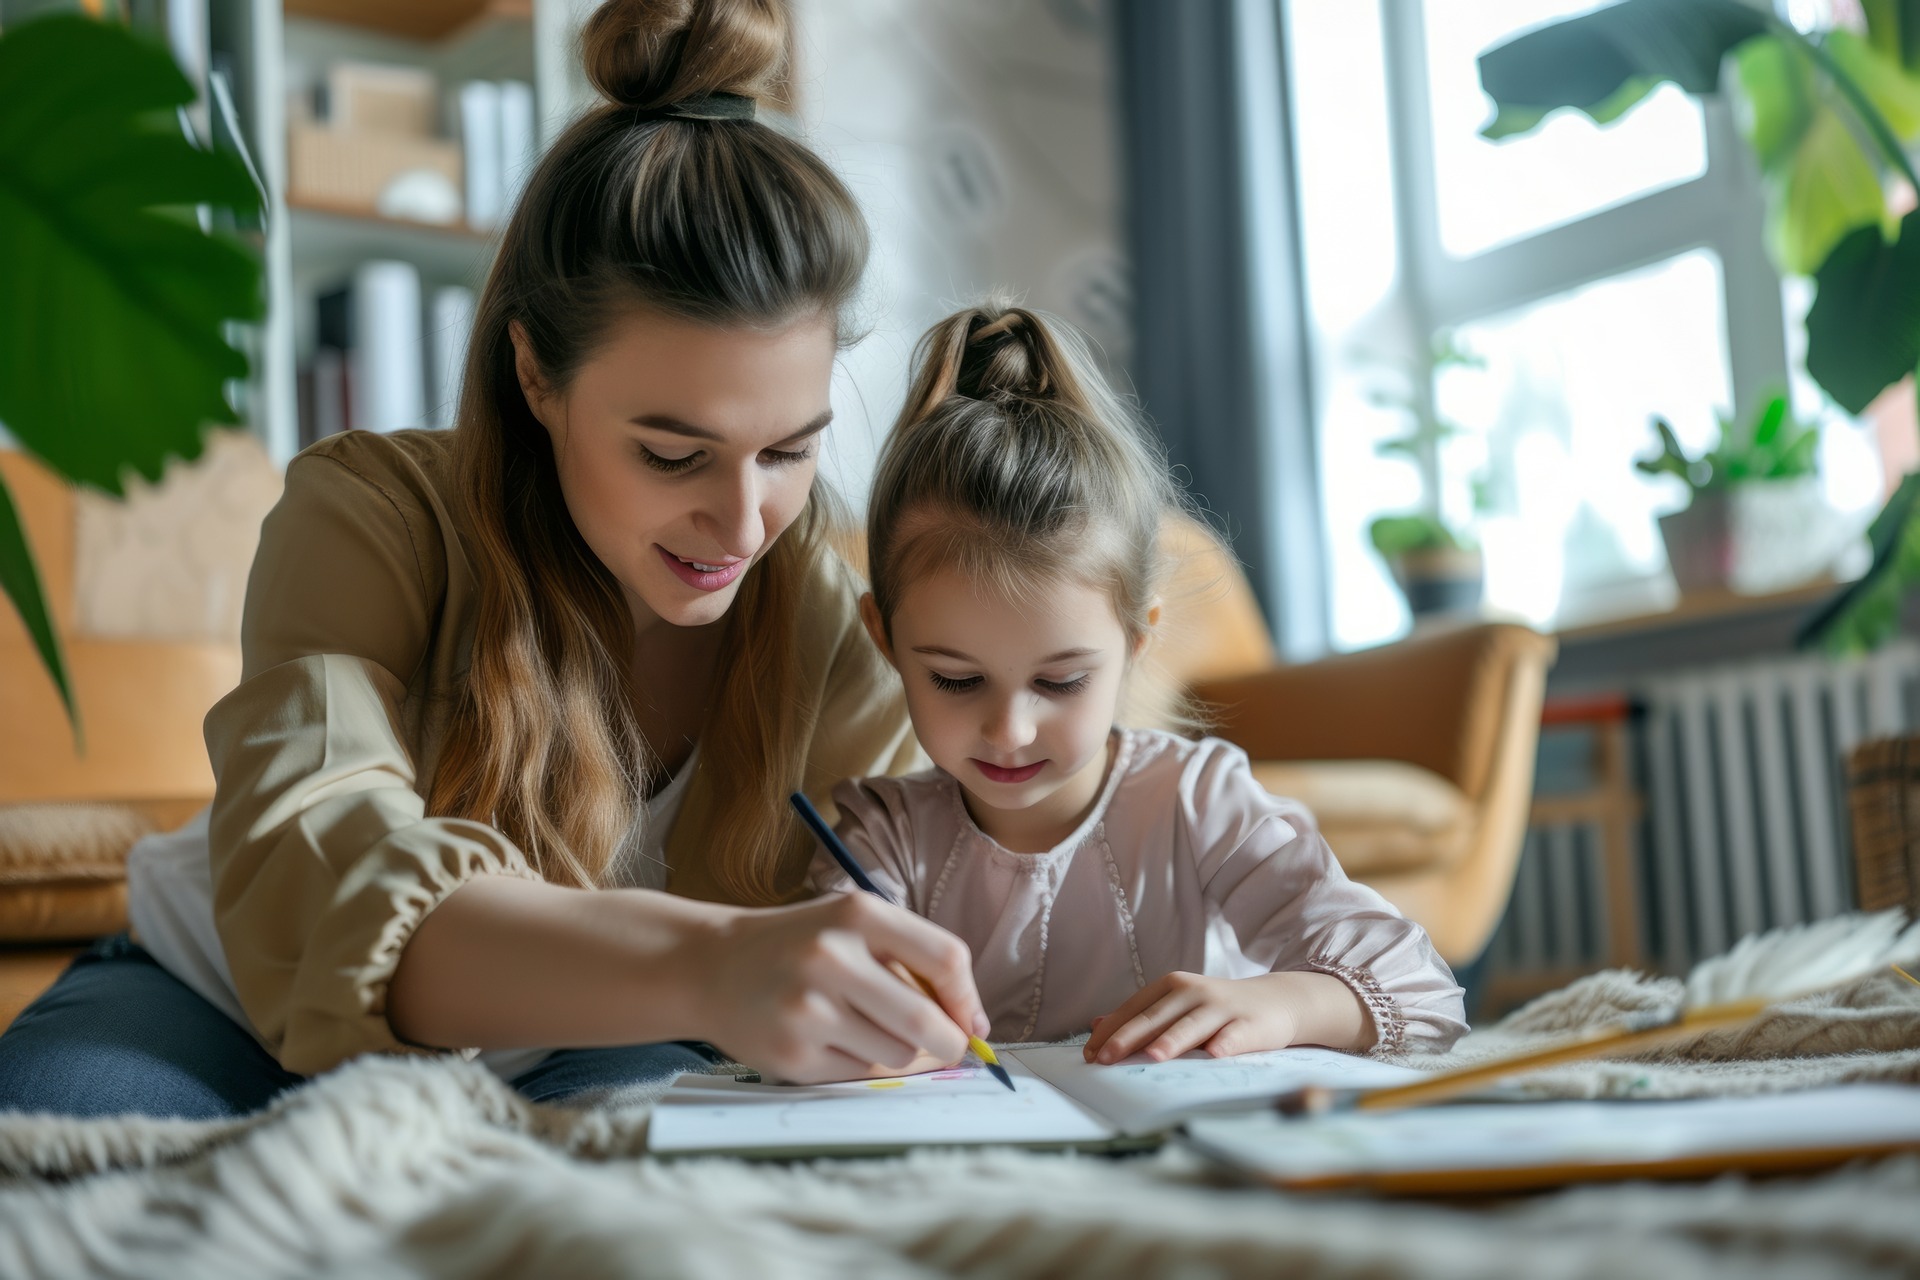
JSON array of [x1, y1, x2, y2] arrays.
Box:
[[1305, 953, 1410, 1057]]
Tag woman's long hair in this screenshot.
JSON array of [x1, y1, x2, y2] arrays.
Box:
[[425, 0, 867, 902]]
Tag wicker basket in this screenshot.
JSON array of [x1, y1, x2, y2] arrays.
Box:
[[1847, 736, 1920, 914]]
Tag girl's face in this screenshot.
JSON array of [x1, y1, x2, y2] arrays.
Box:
[[865, 565, 1144, 849], [514, 308, 836, 632]]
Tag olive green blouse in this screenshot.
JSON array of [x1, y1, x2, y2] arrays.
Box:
[[203, 429, 920, 1076]]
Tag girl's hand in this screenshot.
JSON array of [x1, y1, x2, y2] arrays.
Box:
[[690, 892, 990, 1084], [1082, 970, 1373, 1064]]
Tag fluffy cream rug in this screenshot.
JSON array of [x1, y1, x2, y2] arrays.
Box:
[[1, 914, 1918, 1279]]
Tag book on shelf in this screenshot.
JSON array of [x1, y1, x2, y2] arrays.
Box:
[[459, 80, 504, 230], [457, 78, 538, 231], [306, 261, 467, 443], [498, 80, 537, 218], [304, 347, 349, 448], [354, 261, 427, 434], [428, 286, 476, 430]]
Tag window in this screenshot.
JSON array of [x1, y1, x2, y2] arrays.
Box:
[[1286, 0, 1885, 649], [1442, 251, 1731, 623]]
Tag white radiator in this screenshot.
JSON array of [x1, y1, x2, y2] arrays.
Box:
[[1492, 640, 1920, 979]]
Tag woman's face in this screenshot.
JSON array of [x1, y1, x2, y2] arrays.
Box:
[[516, 308, 836, 632]]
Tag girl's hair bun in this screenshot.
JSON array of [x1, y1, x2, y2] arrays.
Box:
[[957, 305, 1054, 403], [580, 0, 789, 112]]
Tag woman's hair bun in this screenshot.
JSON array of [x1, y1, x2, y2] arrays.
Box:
[[580, 0, 789, 112], [956, 305, 1054, 402]]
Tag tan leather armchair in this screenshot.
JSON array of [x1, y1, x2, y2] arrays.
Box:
[[1142, 519, 1558, 966]]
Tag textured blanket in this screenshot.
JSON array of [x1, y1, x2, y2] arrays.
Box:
[[3, 918, 1919, 1279]]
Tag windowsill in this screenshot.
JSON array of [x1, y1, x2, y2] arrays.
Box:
[[1551, 577, 1844, 644], [1538, 574, 1903, 691]]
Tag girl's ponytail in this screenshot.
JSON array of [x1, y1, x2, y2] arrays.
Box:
[[868, 299, 1178, 648], [898, 301, 1103, 429]]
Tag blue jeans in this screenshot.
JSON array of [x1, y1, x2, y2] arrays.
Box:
[[0, 935, 720, 1119]]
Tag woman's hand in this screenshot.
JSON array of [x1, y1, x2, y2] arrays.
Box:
[[688, 891, 990, 1084], [1081, 970, 1373, 1065]]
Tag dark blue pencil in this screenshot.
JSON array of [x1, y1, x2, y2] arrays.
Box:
[[789, 791, 1014, 1091]]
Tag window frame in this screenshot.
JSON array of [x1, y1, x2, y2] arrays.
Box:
[[1370, 0, 1792, 522]]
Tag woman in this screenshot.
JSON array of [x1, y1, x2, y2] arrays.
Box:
[[0, 0, 987, 1117]]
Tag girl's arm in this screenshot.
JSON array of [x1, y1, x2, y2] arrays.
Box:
[[1083, 969, 1368, 1063], [1085, 740, 1467, 1063], [390, 875, 988, 1082]]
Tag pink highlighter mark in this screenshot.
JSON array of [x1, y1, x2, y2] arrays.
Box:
[[929, 1069, 975, 1081]]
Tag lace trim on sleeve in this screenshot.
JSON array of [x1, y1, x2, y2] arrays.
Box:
[[1305, 954, 1407, 1057]]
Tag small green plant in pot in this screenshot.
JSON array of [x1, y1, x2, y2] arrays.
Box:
[[1635, 393, 1826, 594], [1366, 331, 1486, 617], [1369, 511, 1482, 616]]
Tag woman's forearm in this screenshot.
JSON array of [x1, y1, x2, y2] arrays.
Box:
[[387, 877, 989, 1083], [386, 875, 730, 1051]]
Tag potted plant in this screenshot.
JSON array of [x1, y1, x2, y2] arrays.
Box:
[[1635, 393, 1827, 594], [1366, 331, 1487, 617], [1477, 0, 1920, 652], [1370, 512, 1482, 616], [0, 11, 261, 735]]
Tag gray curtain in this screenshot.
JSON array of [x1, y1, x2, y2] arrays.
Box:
[[1114, 0, 1327, 658]]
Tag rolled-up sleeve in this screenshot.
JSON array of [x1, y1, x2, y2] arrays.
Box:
[[1184, 741, 1469, 1057], [205, 450, 538, 1076]]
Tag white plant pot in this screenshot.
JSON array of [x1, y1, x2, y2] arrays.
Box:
[[1728, 477, 1838, 595], [1659, 478, 1837, 596]]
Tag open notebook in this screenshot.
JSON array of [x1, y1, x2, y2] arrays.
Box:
[[648, 1044, 1425, 1157]]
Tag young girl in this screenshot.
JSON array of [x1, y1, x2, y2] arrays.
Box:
[[816, 303, 1468, 1065]]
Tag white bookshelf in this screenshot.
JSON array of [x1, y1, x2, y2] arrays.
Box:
[[211, 0, 597, 462]]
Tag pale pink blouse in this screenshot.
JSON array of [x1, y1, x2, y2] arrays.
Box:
[[815, 728, 1468, 1055]]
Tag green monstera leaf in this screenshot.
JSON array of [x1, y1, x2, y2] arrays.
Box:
[[1863, 0, 1920, 72], [1739, 31, 1920, 274], [1798, 471, 1920, 654], [1478, 0, 1771, 139], [0, 14, 263, 731], [1805, 209, 1920, 416], [1481, 4, 1920, 278]]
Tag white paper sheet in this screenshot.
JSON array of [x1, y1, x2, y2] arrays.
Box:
[[648, 1058, 1114, 1156], [1184, 1085, 1920, 1182], [1013, 1044, 1429, 1136]]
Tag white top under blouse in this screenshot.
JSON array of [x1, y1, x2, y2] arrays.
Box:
[[126, 748, 700, 1080]]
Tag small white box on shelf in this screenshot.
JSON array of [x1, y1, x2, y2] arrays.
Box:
[[328, 61, 438, 137]]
